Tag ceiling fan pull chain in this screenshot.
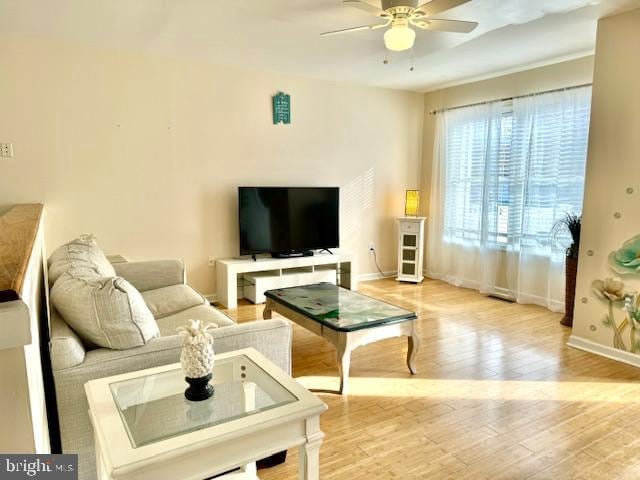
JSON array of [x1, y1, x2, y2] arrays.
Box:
[[410, 47, 415, 71]]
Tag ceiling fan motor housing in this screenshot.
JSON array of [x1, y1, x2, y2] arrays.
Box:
[[381, 0, 420, 11]]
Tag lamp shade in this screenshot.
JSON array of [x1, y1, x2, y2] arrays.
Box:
[[405, 190, 419, 217], [384, 25, 416, 52]]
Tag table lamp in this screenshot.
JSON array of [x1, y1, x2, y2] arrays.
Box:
[[405, 190, 419, 217]]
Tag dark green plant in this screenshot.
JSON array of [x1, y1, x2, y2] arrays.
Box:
[[552, 213, 582, 260]]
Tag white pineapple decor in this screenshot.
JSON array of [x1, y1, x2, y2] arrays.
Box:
[[177, 319, 218, 401]]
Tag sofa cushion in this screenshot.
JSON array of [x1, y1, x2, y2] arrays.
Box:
[[49, 234, 115, 286], [49, 309, 86, 370], [156, 305, 235, 336], [141, 284, 207, 319], [51, 272, 160, 350]]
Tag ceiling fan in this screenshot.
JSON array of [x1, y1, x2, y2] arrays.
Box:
[[321, 0, 478, 52]]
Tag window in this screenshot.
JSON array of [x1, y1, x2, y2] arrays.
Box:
[[496, 111, 513, 244], [442, 114, 491, 242], [442, 87, 591, 253]]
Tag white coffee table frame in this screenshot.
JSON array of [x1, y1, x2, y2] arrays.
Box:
[[85, 348, 327, 480], [263, 294, 419, 395]]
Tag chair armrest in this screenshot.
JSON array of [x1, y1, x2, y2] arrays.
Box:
[[106, 254, 128, 264], [210, 319, 292, 375], [112, 259, 186, 292], [66, 335, 184, 374], [50, 310, 86, 370], [55, 319, 292, 376]]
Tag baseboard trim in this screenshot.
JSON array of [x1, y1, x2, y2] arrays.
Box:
[[204, 293, 217, 304], [567, 335, 640, 368], [358, 271, 398, 282]]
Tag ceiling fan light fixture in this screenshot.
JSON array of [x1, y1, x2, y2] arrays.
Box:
[[384, 24, 416, 52]]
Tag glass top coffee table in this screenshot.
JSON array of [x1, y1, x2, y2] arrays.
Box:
[[263, 283, 420, 394], [85, 348, 327, 480]]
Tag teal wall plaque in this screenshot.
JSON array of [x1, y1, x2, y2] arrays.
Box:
[[272, 92, 291, 125]]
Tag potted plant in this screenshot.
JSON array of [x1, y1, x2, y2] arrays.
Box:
[[552, 213, 582, 327]]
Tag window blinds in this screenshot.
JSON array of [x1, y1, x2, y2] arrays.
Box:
[[442, 86, 592, 252]]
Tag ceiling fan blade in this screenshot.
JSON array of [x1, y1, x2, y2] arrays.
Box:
[[411, 18, 478, 33], [343, 0, 387, 17], [320, 22, 389, 36], [413, 0, 471, 17]]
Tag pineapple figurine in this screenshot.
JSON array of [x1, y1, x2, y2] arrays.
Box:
[[177, 319, 218, 401]]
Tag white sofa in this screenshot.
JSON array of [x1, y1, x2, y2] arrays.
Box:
[[49, 258, 292, 480]]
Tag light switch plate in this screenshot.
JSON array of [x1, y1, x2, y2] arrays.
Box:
[[1, 143, 13, 158]]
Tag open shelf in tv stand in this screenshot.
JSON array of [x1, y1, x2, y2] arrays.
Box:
[[215, 252, 356, 309]]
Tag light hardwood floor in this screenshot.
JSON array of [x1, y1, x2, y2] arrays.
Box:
[[221, 278, 640, 480]]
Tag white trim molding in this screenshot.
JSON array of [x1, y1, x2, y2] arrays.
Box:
[[358, 271, 397, 282], [567, 335, 640, 369], [422, 51, 594, 92], [204, 294, 217, 304]]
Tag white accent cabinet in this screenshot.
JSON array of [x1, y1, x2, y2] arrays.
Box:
[[396, 217, 426, 283]]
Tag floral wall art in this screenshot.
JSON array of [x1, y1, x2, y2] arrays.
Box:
[[568, 7, 640, 365], [593, 262, 640, 354], [575, 230, 640, 361], [593, 236, 640, 353]]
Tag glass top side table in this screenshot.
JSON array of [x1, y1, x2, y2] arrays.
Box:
[[109, 353, 297, 448], [85, 348, 327, 480]]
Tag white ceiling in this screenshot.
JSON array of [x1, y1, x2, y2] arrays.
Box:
[[0, 0, 638, 91]]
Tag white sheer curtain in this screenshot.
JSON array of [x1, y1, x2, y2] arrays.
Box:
[[427, 86, 591, 311]]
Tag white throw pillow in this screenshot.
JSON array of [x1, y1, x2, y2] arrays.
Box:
[[48, 234, 116, 286], [51, 272, 160, 350]]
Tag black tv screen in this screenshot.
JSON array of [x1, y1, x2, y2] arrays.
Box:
[[239, 187, 339, 256]]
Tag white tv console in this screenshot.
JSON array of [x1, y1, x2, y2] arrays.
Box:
[[215, 252, 357, 309]]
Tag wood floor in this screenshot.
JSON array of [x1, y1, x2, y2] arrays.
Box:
[[222, 278, 640, 480]]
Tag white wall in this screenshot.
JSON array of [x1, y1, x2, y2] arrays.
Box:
[[0, 35, 424, 295], [570, 8, 640, 366]]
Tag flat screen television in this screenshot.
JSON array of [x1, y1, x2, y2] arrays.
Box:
[[239, 187, 339, 257]]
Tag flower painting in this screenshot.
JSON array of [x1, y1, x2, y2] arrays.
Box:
[[592, 277, 640, 353], [592, 277, 626, 302], [608, 234, 640, 275]]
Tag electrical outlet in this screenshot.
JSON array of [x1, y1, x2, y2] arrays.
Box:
[[208, 256, 215, 267], [1, 143, 13, 158], [368, 242, 375, 252]]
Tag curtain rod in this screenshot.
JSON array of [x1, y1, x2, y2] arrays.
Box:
[[428, 83, 592, 115]]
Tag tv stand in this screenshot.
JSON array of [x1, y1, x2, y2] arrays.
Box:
[[215, 252, 356, 309], [271, 250, 314, 259]]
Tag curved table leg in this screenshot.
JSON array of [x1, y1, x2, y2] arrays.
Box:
[[263, 299, 274, 320], [336, 334, 351, 395], [407, 321, 419, 375]]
